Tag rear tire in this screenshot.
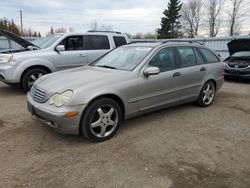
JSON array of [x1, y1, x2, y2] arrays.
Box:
[[21, 68, 48, 92], [80, 97, 122, 142], [196, 81, 216, 107]]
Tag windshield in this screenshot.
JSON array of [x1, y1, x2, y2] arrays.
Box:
[[93, 46, 152, 71], [32, 34, 63, 49], [232, 51, 250, 57]]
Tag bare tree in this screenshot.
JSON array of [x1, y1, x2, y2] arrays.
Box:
[[228, 0, 245, 36], [55, 27, 67, 33], [90, 20, 98, 30], [181, 0, 203, 37], [89, 20, 113, 31], [206, 0, 224, 37], [69, 27, 74, 32]]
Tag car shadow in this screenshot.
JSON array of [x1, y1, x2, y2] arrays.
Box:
[[225, 77, 250, 84], [0, 83, 25, 96]]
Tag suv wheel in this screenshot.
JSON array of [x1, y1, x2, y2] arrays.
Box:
[[81, 98, 122, 142], [22, 68, 48, 92], [196, 81, 216, 107]]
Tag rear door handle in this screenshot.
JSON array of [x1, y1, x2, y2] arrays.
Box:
[[173, 72, 181, 77], [200, 67, 206, 71]]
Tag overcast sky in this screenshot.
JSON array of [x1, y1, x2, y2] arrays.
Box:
[[0, 0, 250, 36]]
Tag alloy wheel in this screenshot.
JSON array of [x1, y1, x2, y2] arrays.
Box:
[[90, 105, 118, 138], [202, 83, 215, 105]]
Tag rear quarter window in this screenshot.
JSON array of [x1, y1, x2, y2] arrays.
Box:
[[200, 48, 220, 63], [113, 36, 127, 47]]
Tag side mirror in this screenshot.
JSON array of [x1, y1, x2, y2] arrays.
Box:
[[56, 45, 65, 52], [143, 66, 160, 77], [217, 53, 221, 58]]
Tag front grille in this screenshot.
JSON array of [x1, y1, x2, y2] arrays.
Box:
[[228, 62, 249, 69], [31, 85, 46, 103]]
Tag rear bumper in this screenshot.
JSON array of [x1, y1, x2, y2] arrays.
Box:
[[27, 93, 86, 135], [216, 78, 224, 91]]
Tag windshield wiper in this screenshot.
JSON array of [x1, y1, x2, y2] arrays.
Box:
[[96, 65, 117, 69]]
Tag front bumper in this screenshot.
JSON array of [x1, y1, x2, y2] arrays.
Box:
[[224, 68, 250, 78], [27, 93, 86, 135], [0, 63, 22, 83]]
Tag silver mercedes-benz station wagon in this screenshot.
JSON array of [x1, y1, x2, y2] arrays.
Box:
[[27, 41, 224, 142]]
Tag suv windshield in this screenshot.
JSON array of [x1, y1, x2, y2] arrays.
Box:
[[93, 46, 152, 71], [33, 34, 63, 49]]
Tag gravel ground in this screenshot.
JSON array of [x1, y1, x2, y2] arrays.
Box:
[[0, 80, 249, 188]]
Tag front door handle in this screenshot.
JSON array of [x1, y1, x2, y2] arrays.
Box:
[[173, 72, 181, 77], [200, 67, 206, 71], [78, 54, 86, 57]]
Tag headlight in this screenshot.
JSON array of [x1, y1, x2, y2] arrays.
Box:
[[49, 90, 73, 107], [0, 54, 13, 64]]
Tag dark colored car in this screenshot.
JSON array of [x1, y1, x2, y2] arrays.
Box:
[[224, 39, 250, 79]]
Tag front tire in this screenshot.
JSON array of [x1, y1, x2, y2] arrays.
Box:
[[80, 98, 122, 142], [196, 81, 216, 107], [21, 68, 48, 92]]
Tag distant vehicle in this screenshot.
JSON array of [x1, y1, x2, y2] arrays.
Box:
[[0, 30, 129, 91], [224, 39, 250, 79], [27, 41, 224, 142]]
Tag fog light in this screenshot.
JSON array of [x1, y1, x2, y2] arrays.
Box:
[[64, 112, 78, 117]]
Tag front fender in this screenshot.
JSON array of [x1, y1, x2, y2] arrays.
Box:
[[16, 58, 56, 81]]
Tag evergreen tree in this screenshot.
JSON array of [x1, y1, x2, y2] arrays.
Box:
[[38, 32, 41, 37], [0, 18, 20, 35], [50, 26, 54, 34], [157, 0, 183, 39]]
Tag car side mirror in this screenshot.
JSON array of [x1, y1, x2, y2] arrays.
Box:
[[143, 67, 160, 77], [56, 45, 65, 52], [217, 53, 221, 58]]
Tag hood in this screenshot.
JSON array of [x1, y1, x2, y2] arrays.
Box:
[[227, 39, 250, 55], [0, 29, 39, 49], [36, 66, 132, 94]]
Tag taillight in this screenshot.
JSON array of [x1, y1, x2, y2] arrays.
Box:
[[221, 63, 225, 77]]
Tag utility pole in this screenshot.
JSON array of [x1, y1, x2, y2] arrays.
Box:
[[19, 10, 23, 35]]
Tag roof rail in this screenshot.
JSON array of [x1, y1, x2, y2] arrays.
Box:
[[161, 40, 203, 45], [128, 40, 159, 44], [87, 30, 122, 34]]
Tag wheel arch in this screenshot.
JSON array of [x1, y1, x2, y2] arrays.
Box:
[[85, 94, 126, 120], [20, 65, 52, 87], [205, 79, 217, 91]]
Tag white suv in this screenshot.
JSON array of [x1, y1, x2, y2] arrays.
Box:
[[0, 30, 129, 91]]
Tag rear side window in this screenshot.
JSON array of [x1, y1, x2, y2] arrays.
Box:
[[176, 47, 196, 67], [86, 35, 110, 50], [194, 47, 205, 64], [200, 48, 220, 63], [113, 36, 127, 47]]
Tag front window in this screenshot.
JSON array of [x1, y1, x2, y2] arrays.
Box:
[[176, 47, 197, 67], [148, 47, 176, 72], [59, 36, 84, 51], [93, 46, 152, 71], [32, 34, 63, 49]]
